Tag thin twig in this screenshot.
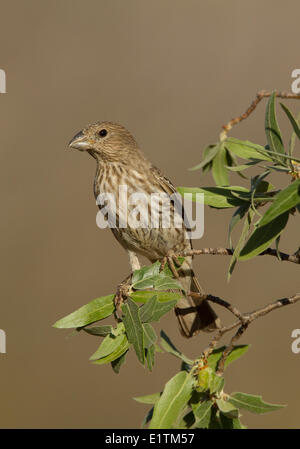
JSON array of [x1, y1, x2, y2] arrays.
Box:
[[196, 292, 300, 375], [220, 90, 300, 140], [182, 247, 300, 265]]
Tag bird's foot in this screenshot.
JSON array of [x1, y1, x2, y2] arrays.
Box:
[[114, 275, 132, 321], [160, 250, 183, 279]]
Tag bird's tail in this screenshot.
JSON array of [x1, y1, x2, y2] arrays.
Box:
[[175, 259, 221, 338]]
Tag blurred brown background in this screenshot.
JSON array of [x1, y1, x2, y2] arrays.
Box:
[[0, 0, 299, 429]]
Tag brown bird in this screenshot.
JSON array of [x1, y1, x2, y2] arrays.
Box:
[[69, 122, 220, 337]]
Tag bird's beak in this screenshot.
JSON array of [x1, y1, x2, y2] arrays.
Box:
[[68, 131, 93, 151]]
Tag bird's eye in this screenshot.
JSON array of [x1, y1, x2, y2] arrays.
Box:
[[98, 129, 107, 138]]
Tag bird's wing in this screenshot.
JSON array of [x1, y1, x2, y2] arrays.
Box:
[[151, 165, 194, 248]]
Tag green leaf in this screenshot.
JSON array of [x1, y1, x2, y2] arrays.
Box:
[[92, 336, 130, 365], [193, 400, 213, 428], [111, 350, 128, 374], [178, 410, 195, 429], [226, 160, 261, 171], [149, 371, 194, 429], [197, 367, 213, 392], [53, 294, 115, 329], [154, 275, 183, 292], [133, 275, 161, 290], [83, 325, 113, 337], [132, 261, 161, 285], [257, 179, 300, 227], [134, 392, 161, 404], [219, 413, 246, 429], [225, 138, 272, 161], [190, 144, 220, 171], [177, 186, 249, 209], [130, 290, 181, 304], [228, 392, 285, 414], [145, 344, 155, 371], [212, 143, 229, 186], [122, 298, 145, 364], [89, 323, 125, 361], [141, 407, 154, 428], [140, 296, 178, 323], [208, 408, 222, 429], [265, 92, 284, 156], [228, 209, 254, 279], [216, 399, 239, 419], [143, 323, 157, 348], [207, 345, 249, 371], [239, 212, 289, 260], [288, 111, 300, 156], [209, 373, 225, 394], [228, 204, 249, 249], [280, 103, 300, 140], [160, 330, 193, 365]]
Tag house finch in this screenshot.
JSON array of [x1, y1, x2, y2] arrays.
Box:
[[69, 122, 220, 337]]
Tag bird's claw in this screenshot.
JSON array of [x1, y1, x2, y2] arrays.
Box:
[[114, 277, 131, 321], [160, 251, 183, 279]]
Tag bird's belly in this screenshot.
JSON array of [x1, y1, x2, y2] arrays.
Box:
[[112, 225, 191, 261]]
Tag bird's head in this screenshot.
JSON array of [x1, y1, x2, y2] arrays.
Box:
[[68, 121, 139, 162]]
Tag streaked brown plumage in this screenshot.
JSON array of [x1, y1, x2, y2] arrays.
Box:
[[69, 121, 220, 337]]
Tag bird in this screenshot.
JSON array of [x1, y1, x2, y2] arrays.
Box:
[[68, 121, 220, 337]]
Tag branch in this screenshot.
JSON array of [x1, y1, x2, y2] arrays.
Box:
[[219, 90, 300, 141], [193, 291, 300, 375], [182, 247, 300, 265]]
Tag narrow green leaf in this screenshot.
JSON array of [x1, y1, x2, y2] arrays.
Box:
[[239, 212, 289, 260], [216, 399, 239, 418], [265, 92, 284, 156], [83, 325, 113, 337], [228, 204, 249, 249], [149, 371, 194, 429], [140, 296, 157, 322], [219, 413, 246, 429], [145, 344, 155, 371], [177, 186, 249, 209], [228, 209, 254, 279], [111, 350, 128, 374], [193, 400, 213, 428], [140, 297, 178, 323], [257, 179, 300, 227], [53, 294, 115, 329], [209, 373, 225, 394], [132, 261, 161, 284], [133, 275, 160, 290], [134, 392, 161, 404], [226, 160, 261, 171], [178, 410, 195, 429], [141, 407, 154, 428], [89, 323, 125, 361], [228, 392, 285, 414], [225, 138, 272, 161], [207, 345, 249, 371], [92, 336, 130, 365], [288, 111, 300, 156], [154, 275, 183, 292], [160, 330, 193, 365], [280, 103, 300, 140], [143, 323, 157, 349], [122, 298, 145, 364], [190, 144, 220, 171], [130, 290, 181, 304], [212, 143, 229, 186]]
